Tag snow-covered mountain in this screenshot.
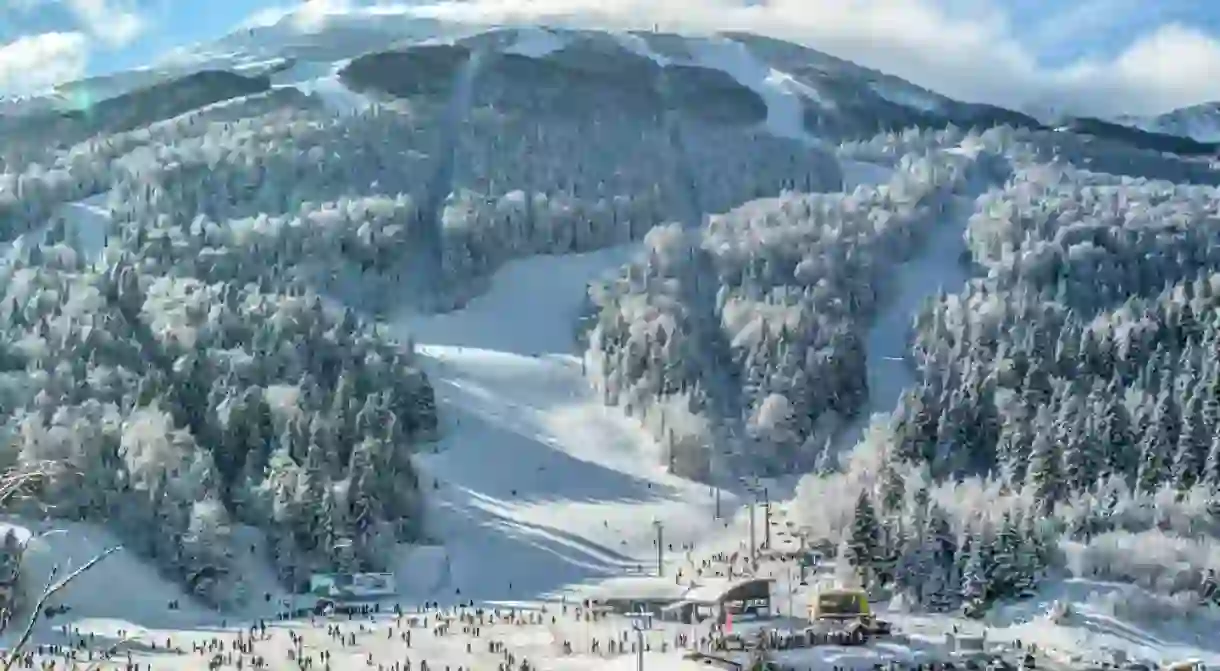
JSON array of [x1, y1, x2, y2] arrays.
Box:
[[15, 21, 978, 143], [3, 17, 1220, 671], [1117, 101, 1220, 144]]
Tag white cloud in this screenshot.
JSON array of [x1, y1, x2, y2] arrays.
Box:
[[393, 0, 1220, 116], [294, 0, 357, 31], [0, 31, 89, 94], [65, 0, 146, 47], [240, 0, 358, 32]]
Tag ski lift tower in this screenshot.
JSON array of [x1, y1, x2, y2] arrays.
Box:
[[652, 519, 664, 577], [740, 478, 770, 559]]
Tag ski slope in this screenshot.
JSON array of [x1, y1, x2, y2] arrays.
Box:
[[829, 149, 980, 455], [394, 246, 745, 603], [2, 193, 112, 282], [686, 36, 827, 145], [269, 60, 374, 115], [856, 195, 971, 431]]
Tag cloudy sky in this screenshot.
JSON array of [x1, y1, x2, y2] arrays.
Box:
[[1, 0, 1218, 117]]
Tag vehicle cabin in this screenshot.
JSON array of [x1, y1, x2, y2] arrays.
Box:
[[1162, 661, 1205, 671], [808, 588, 869, 621]]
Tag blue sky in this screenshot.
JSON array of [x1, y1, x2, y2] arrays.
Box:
[[2, 0, 1220, 115], [1001, 0, 1220, 65]]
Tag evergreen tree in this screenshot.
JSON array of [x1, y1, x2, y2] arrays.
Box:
[[1025, 430, 1062, 514], [847, 490, 881, 580], [1172, 392, 1208, 490], [921, 505, 959, 612], [959, 529, 990, 617], [1136, 390, 1176, 494], [879, 457, 906, 515], [989, 511, 1022, 598]]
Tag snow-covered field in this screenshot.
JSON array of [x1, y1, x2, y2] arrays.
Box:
[[394, 247, 750, 601]]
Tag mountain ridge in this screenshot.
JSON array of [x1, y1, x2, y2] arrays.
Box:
[[0, 24, 1208, 165]]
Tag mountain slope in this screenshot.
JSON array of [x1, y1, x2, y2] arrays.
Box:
[[1118, 102, 1220, 144], [392, 246, 743, 600], [3, 20, 1220, 671]]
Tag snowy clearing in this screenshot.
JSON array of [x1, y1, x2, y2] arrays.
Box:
[[505, 27, 570, 57], [610, 33, 672, 66], [58, 192, 113, 260], [687, 37, 823, 144], [271, 60, 374, 115], [855, 194, 972, 430], [867, 81, 944, 114], [1, 193, 111, 280], [393, 247, 745, 601], [841, 160, 895, 190]]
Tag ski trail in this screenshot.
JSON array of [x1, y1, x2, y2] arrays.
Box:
[[57, 192, 113, 263], [659, 73, 706, 229], [609, 33, 703, 229], [832, 173, 986, 454], [416, 50, 482, 297], [393, 248, 733, 604]]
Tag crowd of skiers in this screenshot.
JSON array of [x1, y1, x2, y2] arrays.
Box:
[[12, 595, 729, 670]]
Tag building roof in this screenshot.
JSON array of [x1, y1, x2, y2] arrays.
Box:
[[562, 575, 690, 602], [684, 577, 775, 604], [560, 575, 775, 605]]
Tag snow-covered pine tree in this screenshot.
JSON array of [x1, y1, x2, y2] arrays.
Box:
[[847, 489, 881, 582], [1025, 428, 1062, 514], [878, 456, 906, 515], [959, 529, 990, 617], [920, 504, 959, 612], [1136, 389, 1176, 495], [1172, 391, 1208, 490], [1097, 379, 1136, 483]]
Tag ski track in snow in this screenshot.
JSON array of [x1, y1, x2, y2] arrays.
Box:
[[393, 247, 745, 601], [831, 155, 977, 454], [687, 36, 823, 144]]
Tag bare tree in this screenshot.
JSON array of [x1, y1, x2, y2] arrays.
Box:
[[0, 465, 120, 670]]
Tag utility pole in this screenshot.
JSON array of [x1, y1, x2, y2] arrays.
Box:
[[787, 565, 795, 620], [654, 520, 664, 577], [763, 486, 771, 551], [748, 497, 756, 559], [630, 609, 650, 671]]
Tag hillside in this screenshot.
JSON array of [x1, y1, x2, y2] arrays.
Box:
[[2, 18, 1220, 669]]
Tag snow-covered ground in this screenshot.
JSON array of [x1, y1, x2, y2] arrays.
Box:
[[504, 27, 571, 57], [684, 37, 824, 145], [840, 160, 895, 190], [1, 193, 112, 281], [58, 192, 113, 260], [270, 60, 374, 115], [394, 246, 746, 601], [826, 191, 972, 455], [858, 194, 971, 430], [3, 240, 1218, 669]]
